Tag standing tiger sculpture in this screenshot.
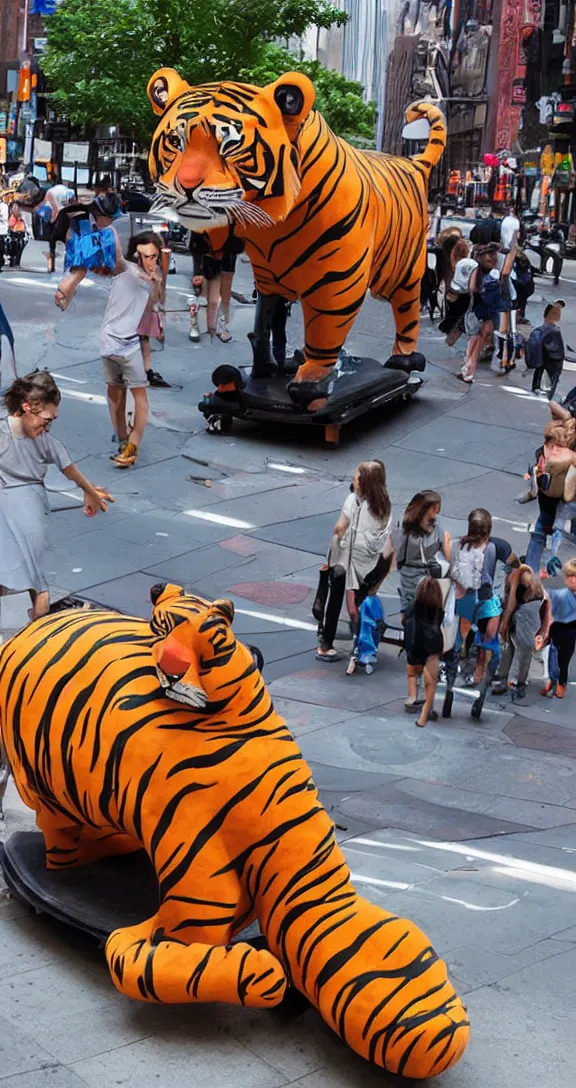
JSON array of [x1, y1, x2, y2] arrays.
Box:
[[0, 585, 469, 1078], [147, 69, 446, 404]]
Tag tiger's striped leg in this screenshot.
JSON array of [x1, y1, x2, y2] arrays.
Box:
[[35, 806, 137, 869], [106, 918, 287, 1007], [389, 280, 423, 358], [289, 299, 365, 407]]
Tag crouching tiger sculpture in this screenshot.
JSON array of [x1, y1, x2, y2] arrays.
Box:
[[146, 69, 446, 405], [0, 585, 469, 1078]]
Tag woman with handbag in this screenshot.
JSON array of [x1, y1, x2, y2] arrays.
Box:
[[391, 490, 451, 620], [314, 461, 393, 661]]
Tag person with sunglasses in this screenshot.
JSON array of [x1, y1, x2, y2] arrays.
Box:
[[0, 371, 113, 621]]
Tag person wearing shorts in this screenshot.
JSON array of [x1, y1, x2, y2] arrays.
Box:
[[188, 229, 244, 342], [56, 213, 151, 467]]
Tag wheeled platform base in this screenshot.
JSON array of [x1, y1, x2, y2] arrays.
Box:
[[199, 353, 425, 447], [0, 832, 264, 948]]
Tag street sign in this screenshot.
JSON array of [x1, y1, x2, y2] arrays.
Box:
[[33, 38, 48, 53]]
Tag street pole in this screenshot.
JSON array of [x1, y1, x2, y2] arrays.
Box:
[[21, 0, 30, 59]]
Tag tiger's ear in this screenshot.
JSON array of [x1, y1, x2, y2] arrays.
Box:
[[268, 72, 315, 139], [211, 599, 235, 625], [147, 68, 190, 116], [150, 582, 185, 606]]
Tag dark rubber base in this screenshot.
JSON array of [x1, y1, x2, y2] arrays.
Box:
[[0, 831, 264, 948]]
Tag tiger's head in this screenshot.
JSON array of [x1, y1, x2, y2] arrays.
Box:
[[149, 583, 262, 711], [147, 67, 315, 231]]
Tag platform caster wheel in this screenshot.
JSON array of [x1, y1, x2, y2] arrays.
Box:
[[324, 423, 340, 447], [470, 699, 482, 720], [207, 414, 232, 435]]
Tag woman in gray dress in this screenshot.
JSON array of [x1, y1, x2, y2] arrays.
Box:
[[0, 371, 113, 620], [391, 490, 451, 617]]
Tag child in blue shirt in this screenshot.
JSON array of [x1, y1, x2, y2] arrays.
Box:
[[541, 557, 576, 698]]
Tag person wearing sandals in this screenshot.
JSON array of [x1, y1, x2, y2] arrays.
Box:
[[314, 461, 393, 662], [0, 372, 113, 620], [403, 577, 444, 726]]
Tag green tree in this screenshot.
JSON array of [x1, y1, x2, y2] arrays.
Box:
[[42, 0, 354, 138], [240, 44, 376, 145]]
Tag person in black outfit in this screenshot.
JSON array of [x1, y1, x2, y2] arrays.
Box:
[[532, 302, 565, 398], [404, 576, 444, 727]]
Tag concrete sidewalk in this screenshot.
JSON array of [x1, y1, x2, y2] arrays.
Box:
[[0, 234, 575, 1087]]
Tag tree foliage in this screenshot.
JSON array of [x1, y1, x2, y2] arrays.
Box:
[[240, 45, 376, 145], [42, 0, 374, 144]]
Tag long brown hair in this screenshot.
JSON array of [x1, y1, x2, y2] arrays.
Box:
[[4, 371, 61, 415], [461, 508, 492, 548], [415, 575, 443, 612], [355, 460, 390, 522], [501, 564, 545, 641], [402, 490, 441, 535]]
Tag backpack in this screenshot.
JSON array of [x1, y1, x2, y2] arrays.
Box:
[[355, 595, 385, 666], [450, 542, 485, 591], [526, 324, 547, 370]]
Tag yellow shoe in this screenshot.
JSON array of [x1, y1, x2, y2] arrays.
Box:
[[113, 441, 138, 468]]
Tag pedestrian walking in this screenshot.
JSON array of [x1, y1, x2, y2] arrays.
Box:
[[528, 301, 565, 398], [41, 183, 75, 274], [392, 490, 450, 617], [403, 576, 444, 726], [126, 231, 169, 388], [438, 239, 477, 348], [0, 372, 113, 620], [525, 421, 576, 574], [450, 508, 503, 688], [188, 229, 244, 342], [56, 206, 152, 468], [7, 203, 27, 267], [499, 565, 550, 699], [314, 461, 393, 661], [541, 557, 576, 698], [458, 241, 517, 383]]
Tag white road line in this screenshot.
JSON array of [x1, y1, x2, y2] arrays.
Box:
[[51, 373, 88, 384], [268, 462, 307, 474], [182, 509, 255, 529], [233, 606, 317, 632], [60, 389, 107, 405], [349, 873, 412, 891]]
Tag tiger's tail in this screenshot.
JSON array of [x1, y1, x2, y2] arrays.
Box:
[[406, 101, 447, 174], [290, 892, 470, 1078]]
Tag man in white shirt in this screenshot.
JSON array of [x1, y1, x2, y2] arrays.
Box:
[[500, 207, 520, 252], [55, 200, 151, 468]]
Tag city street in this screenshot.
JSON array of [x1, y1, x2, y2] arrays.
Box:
[[1, 237, 576, 1088]]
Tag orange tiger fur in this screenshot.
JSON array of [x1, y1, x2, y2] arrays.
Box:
[[146, 69, 445, 393], [0, 585, 469, 1077]]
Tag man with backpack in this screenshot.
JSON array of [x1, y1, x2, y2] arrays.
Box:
[[527, 301, 565, 398]]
